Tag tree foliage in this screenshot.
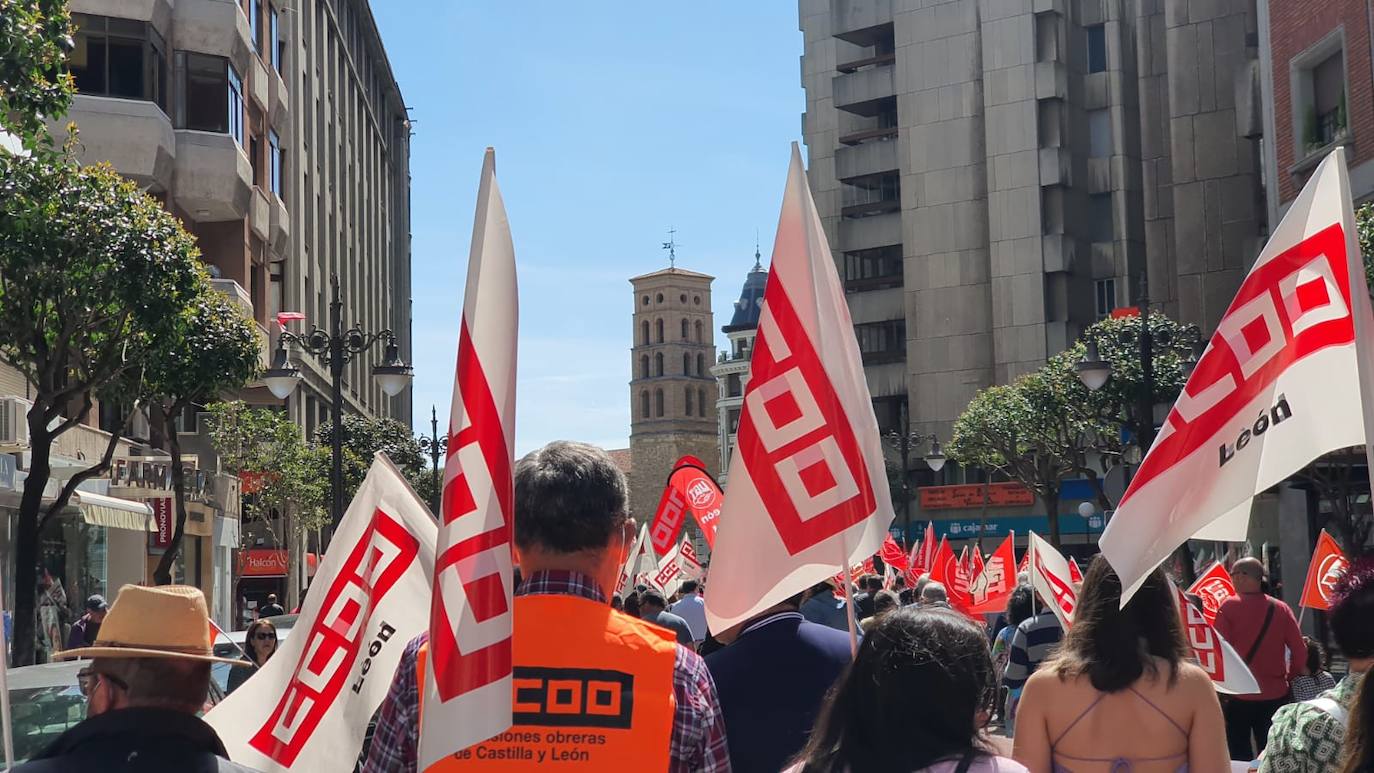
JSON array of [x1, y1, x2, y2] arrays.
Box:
[[0, 0, 74, 145], [313, 413, 427, 512], [206, 401, 328, 543], [0, 150, 209, 664]]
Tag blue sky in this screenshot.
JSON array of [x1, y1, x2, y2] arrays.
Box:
[[370, 2, 804, 455]]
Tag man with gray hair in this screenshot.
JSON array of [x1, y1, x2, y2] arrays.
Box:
[[918, 581, 950, 608], [364, 441, 731, 772]]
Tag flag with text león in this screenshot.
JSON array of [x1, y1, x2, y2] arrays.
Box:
[[419, 148, 519, 769], [1300, 530, 1349, 610], [705, 144, 895, 632], [1101, 149, 1374, 603]]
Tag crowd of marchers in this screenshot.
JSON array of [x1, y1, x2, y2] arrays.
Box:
[[12, 441, 1374, 773]]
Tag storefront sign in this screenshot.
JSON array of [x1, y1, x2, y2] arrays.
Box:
[[917, 482, 1035, 509], [892, 513, 1108, 542], [150, 497, 174, 548], [239, 549, 320, 578]]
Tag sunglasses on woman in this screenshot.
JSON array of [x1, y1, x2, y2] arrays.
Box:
[[253, 632, 277, 641]]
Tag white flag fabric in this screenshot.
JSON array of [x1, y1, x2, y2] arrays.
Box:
[[704, 144, 895, 632], [1176, 588, 1260, 695], [616, 523, 649, 596], [419, 148, 519, 769], [206, 454, 436, 771], [1028, 532, 1077, 629], [1101, 149, 1374, 602]]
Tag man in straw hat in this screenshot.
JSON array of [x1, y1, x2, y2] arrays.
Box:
[[14, 584, 260, 772]]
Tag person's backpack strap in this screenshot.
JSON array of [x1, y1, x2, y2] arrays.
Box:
[[1304, 696, 1349, 726], [1244, 600, 1277, 664], [953, 751, 979, 773]]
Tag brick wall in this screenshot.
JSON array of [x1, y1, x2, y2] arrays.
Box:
[[1269, 0, 1374, 202]]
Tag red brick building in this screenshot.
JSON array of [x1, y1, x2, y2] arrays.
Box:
[[1261, 0, 1374, 211]]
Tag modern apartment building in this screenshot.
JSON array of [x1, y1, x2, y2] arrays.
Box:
[[800, 0, 1267, 452]]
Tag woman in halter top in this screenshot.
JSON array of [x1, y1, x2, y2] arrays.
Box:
[[1012, 557, 1229, 773]]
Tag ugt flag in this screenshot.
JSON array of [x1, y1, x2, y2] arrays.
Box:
[[1101, 149, 1374, 602], [1300, 530, 1349, 610], [1186, 562, 1237, 625], [705, 143, 895, 633], [207, 455, 436, 771], [649, 456, 723, 555], [420, 148, 519, 769]]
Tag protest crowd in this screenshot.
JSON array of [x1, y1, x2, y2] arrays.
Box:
[[10, 141, 1374, 773]]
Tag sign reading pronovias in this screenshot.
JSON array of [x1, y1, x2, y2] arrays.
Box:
[[206, 455, 436, 772], [918, 482, 1035, 509]]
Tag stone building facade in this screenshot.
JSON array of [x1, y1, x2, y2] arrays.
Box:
[[710, 251, 768, 487], [800, 0, 1267, 448], [628, 267, 720, 521]]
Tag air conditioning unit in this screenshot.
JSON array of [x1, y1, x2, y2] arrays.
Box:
[[0, 397, 32, 449]]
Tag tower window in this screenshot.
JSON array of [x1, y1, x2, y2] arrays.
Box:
[[698, 388, 707, 417], [681, 318, 689, 340], [696, 353, 705, 376], [640, 390, 650, 419], [680, 294, 687, 304], [656, 293, 664, 304], [640, 320, 649, 345], [654, 352, 664, 377], [685, 387, 694, 415], [695, 320, 703, 343], [655, 318, 664, 343], [655, 389, 664, 417], [640, 354, 650, 379], [683, 352, 691, 375], [642, 295, 650, 306]]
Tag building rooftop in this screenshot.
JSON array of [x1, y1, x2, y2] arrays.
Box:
[[629, 266, 715, 282], [723, 248, 769, 333], [604, 448, 633, 476]]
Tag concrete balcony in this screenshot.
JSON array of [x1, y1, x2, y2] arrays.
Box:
[[836, 138, 899, 181], [1035, 61, 1067, 100], [1042, 234, 1077, 273], [248, 57, 269, 113], [269, 195, 290, 254], [172, 131, 252, 221], [268, 68, 290, 127], [70, 0, 172, 26], [839, 210, 901, 251], [63, 96, 175, 192], [249, 188, 270, 242], [210, 277, 252, 318], [172, 0, 254, 75], [833, 64, 896, 116], [832, 0, 893, 45], [1039, 147, 1072, 187]]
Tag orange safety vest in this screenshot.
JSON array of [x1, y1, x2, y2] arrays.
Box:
[[418, 593, 677, 771]]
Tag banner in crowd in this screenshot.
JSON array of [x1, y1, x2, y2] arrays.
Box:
[[928, 536, 973, 611], [1028, 532, 1076, 628], [1186, 562, 1238, 625], [1101, 149, 1374, 602], [649, 457, 724, 555], [971, 546, 986, 581], [915, 522, 937, 575], [705, 144, 895, 633], [207, 455, 437, 771], [420, 148, 520, 769], [1300, 530, 1349, 610], [968, 533, 1017, 615], [1175, 587, 1260, 695], [616, 523, 650, 596], [879, 534, 908, 571]]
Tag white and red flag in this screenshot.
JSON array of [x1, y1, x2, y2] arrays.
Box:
[[1186, 562, 1238, 625], [704, 144, 895, 632], [928, 536, 973, 611], [1068, 557, 1083, 584], [914, 521, 937, 575], [649, 456, 724, 554], [616, 522, 650, 596], [880, 534, 909, 572], [1028, 532, 1077, 629], [968, 533, 1017, 615], [971, 546, 986, 581], [1175, 587, 1260, 695], [1101, 149, 1374, 602], [418, 148, 519, 769], [1300, 530, 1349, 610], [208, 455, 436, 771]]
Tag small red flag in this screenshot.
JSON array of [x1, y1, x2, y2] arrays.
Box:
[[1300, 530, 1349, 610]]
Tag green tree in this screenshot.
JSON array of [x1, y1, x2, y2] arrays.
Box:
[[0, 0, 74, 146], [312, 413, 426, 513], [0, 152, 207, 664], [144, 293, 262, 585], [1357, 202, 1374, 293]]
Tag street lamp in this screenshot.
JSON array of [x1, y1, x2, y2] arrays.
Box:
[[417, 405, 449, 515], [261, 274, 413, 527], [885, 401, 946, 544]]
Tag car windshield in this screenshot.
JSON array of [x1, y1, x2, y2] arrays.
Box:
[[10, 684, 86, 761]]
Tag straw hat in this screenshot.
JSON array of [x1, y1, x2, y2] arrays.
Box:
[[58, 584, 246, 665]]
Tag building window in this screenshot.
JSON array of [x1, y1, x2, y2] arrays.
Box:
[[1088, 109, 1111, 158], [872, 396, 904, 436], [695, 320, 703, 343], [642, 295, 650, 306], [681, 318, 689, 340], [269, 129, 283, 197], [696, 353, 705, 376], [727, 408, 741, 435], [1089, 193, 1113, 242], [843, 244, 903, 292], [654, 352, 664, 377], [227, 66, 243, 145], [855, 319, 906, 364], [178, 53, 238, 138], [640, 320, 649, 345], [685, 387, 694, 415], [841, 173, 901, 218], [270, 4, 283, 73], [727, 373, 742, 397], [640, 390, 650, 419], [655, 318, 664, 343], [1304, 51, 1347, 151], [683, 352, 691, 375], [1086, 24, 1107, 73], [698, 388, 707, 418], [250, 132, 262, 187], [655, 389, 664, 418], [1094, 278, 1117, 320], [640, 355, 650, 379], [70, 14, 168, 109], [250, 0, 263, 54], [656, 293, 664, 304]]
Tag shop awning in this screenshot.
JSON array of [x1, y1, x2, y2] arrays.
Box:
[[73, 490, 153, 532]]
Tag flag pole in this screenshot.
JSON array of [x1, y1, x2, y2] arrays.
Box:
[[1297, 605, 1307, 629], [0, 574, 15, 772], [839, 538, 859, 657]]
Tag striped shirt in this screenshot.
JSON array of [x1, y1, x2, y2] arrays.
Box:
[[360, 570, 731, 773], [1002, 612, 1063, 690]]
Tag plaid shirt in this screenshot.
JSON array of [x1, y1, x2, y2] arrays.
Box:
[[361, 570, 731, 773]]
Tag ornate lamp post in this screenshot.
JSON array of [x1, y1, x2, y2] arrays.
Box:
[[884, 401, 947, 544], [262, 274, 413, 527], [417, 405, 449, 514]]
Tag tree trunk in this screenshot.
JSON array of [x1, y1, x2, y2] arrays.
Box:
[[1045, 489, 1062, 548], [13, 408, 53, 666], [286, 504, 301, 611], [153, 405, 188, 585]]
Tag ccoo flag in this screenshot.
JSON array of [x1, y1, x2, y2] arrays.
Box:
[[1101, 149, 1374, 602], [419, 148, 519, 768], [704, 144, 895, 632], [1299, 530, 1349, 610]]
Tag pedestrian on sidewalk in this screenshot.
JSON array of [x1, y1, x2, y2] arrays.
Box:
[[65, 594, 108, 650], [257, 593, 284, 618], [1012, 556, 1228, 773], [786, 607, 1027, 773], [14, 584, 257, 772], [226, 617, 278, 694]]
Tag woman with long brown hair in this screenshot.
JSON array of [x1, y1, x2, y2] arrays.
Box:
[[226, 617, 277, 694], [1012, 556, 1229, 773]]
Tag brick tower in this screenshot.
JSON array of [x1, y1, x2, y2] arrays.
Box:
[[628, 254, 720, 522]]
